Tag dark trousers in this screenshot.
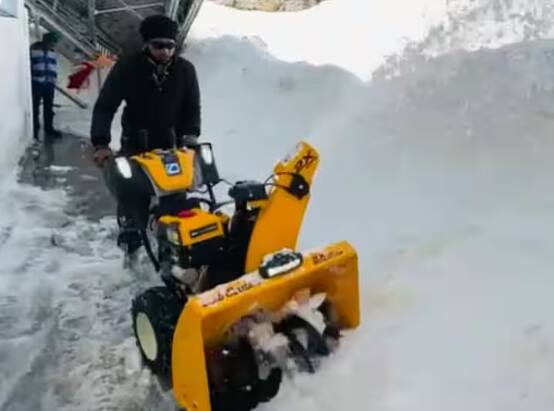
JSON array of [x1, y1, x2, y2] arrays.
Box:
[[32, 82, 55, 139], [102, 156, 152, 231]]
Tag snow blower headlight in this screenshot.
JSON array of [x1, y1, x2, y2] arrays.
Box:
[[115, 157, 133, 179], [259, 250, 303, 279], [166, 223, 181, 245], [200, 145, 214, 165]]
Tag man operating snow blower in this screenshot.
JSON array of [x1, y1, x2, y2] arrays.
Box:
[[86, 17, 361, 411], [90, 14, 201, 256]]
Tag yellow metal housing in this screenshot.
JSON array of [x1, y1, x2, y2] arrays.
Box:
[[159, 209, 226, 247], [244, 142, 320, 272], [171, 241, 360, 411], [132, 149, 195, 193]]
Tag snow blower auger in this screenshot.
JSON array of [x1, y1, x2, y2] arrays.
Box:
[[110, 139, 360, 411], [174, 243, 359, 411]]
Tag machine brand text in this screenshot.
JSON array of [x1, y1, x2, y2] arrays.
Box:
[[200, 275, 263, 307], [294, 150, 317, 173], [312, 249, 344, 265], [190, 223, 219, 239]]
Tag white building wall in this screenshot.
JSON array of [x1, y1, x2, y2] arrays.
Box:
[[0, 0, 32, 173]]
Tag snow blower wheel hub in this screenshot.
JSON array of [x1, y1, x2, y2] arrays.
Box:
[[136, 312, 158, 361]]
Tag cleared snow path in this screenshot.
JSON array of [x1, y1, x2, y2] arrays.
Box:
[[0, 136, 176, 411]]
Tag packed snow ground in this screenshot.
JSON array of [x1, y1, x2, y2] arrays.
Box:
[[3, 0, 554, 410]]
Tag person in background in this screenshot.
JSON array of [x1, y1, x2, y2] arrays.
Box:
[[30, 31, 62, 140]]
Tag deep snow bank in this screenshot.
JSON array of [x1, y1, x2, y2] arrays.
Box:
[[190, 0, 448, 80], [421, 0, 554, 55], [187, 35, 554, 411], [181, 2, 554, 411]]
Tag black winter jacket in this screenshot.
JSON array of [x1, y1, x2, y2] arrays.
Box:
[[90, 50, 201, 152]]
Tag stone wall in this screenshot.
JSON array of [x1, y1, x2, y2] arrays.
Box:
[[211, 0, 324, 12]]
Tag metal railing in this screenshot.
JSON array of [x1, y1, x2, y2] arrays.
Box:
[[177, 0, 204, 46], [27, 0, 202, 57], [95, 2, 164, 16], [25, 0, 121, 57]]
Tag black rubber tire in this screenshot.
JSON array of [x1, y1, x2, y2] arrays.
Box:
[[209, 336, 283, 411], [131, 286, 183, 379]]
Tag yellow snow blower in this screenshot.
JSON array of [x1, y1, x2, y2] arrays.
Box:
[[105, 140, 360, 411]]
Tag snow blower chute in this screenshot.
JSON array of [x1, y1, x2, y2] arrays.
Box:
[[109, 139, 360, 411]]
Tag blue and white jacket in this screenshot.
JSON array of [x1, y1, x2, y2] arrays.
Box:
[[30, 41, 57, 87]]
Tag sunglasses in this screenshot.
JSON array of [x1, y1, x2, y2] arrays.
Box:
[[150, 40, 176, 50]]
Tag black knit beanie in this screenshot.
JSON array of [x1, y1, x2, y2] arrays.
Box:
[[139, 15, 178, 42]]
